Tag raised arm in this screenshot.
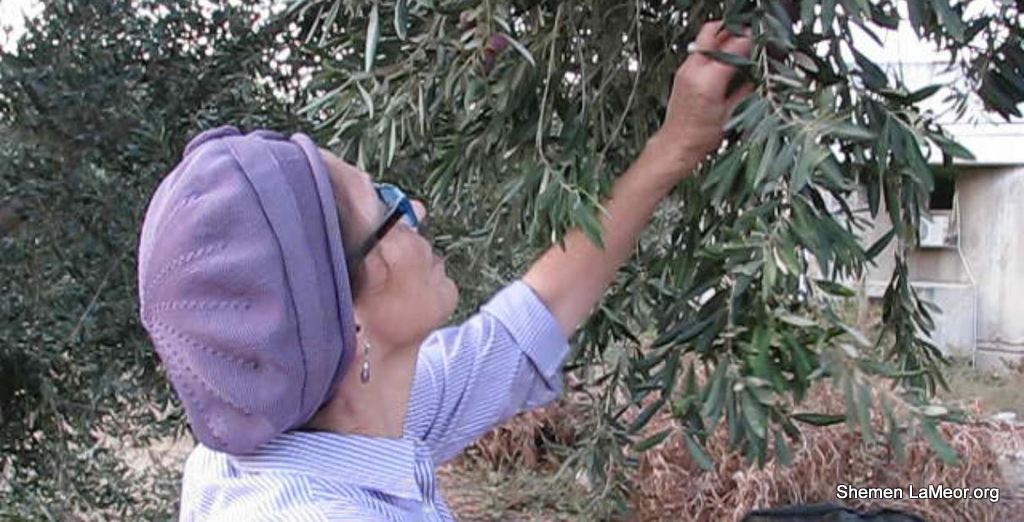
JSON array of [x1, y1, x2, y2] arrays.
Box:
[[523, 21, 753, 336], [406, 22, 754, 463]]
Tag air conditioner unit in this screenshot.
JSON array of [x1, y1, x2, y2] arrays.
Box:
[[919, 212, 957, 248]]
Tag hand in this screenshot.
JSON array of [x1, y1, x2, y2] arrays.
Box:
[[645, 21, 755, 181]]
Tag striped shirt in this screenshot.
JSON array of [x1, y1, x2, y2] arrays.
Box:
[[178, 280, 570, 521]]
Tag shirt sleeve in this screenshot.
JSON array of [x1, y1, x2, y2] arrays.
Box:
[[404, 280, 571, 465]]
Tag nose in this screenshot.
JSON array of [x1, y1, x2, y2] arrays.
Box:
[[411, 199, 427, 224]]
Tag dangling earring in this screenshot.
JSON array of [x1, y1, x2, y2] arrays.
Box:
[[360, 336, 372, 383]]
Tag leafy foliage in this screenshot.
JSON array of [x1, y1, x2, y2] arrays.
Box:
[[2, 0, 1021, 518], [0, 1, 312, 517], [286, 0, 1022, 511]]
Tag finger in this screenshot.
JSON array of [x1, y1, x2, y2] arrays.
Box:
[[717, 30, 754, 57], [693, 20, 725, 50], [715, 23, 747, 46], [700, 33, 756, 93], [685, 21, 725, 65]]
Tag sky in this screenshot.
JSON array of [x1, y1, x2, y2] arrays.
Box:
[[0, 0, 41, 53], [1, 0, 1016, 156], [0, 0, 981, 61]]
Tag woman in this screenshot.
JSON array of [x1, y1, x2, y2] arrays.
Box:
[[138, 21, 752, 521]]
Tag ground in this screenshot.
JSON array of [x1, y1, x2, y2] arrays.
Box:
[[438, 461, 587, 521], [133, 359, 1022, 521], [435, 358, 1024, 521], [939, 358, 1024, 418]]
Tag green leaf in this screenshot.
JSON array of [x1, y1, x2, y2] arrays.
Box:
[[701, 361, 728, 425], [629, 397, 666, 433], [901, 133, 933, 191], [843, 375, 858, 431], [683, 361, 697, 397], [464, 78, 486, 109], [827, 123, 875, 141], [356, 82, 375, 119], [883, 397, 906, 462], [684, 434, 716, 471], [762, 248, 778, 294], [501, 33, 536, 67], [884, 178, 904, 239], [754, 130, 779, 187], [699, 49, 754, 68], [387, 118, 397, 166], [822, 0, 837, 29], [907, 0, 926, 35], [853, 49, 887, 89], [661, 350, 682, 396], [416, 83, 426, 134], [929, 0, 965, 42], [574, 203, 605, 249], [840, 322, 871, 348], [866, 229, 896, 260], [907, 84, 942, 103], [394, 0, 408, 40], [653, 316, 715, 348], [923, 420, 959, 464], [791, 137, 828, 193], [773, 241, 801, 275], [815, 280, 855, 297], [932, 135, 975, 160], [365, 3, 380, 73], [634, 429, 672, 451], [746, 377, 775, 405], [856, 382, 875, 442], [727, 96, 767, 133], [745, 140, 764, 190], [636, 345, 672, 371], [792, 413, 846, 426], [800, 0, 816, 29], [703, 149, 744, 203], [778, 313, 816, 328], [750, 326, 771, 380], [727, 387, 742, 446], [741, 390, 768, 439], [774, 431, 793, 466]]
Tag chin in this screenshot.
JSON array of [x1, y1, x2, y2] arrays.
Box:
[[443, 279, 459, 317], [438, 278, 458, 319]]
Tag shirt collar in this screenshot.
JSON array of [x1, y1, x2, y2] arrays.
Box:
[[228, 430, 422, 501]]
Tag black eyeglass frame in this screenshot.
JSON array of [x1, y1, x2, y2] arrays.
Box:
[[339, 183, 422, 289]]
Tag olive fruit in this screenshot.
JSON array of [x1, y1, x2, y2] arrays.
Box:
[[481, 34, 510, 74], [488, 34, 510, 53]]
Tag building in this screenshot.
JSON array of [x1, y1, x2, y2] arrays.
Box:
[[857, 17, 1024, 371]]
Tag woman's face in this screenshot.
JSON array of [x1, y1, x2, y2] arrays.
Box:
[[319, 149, 459, 349]]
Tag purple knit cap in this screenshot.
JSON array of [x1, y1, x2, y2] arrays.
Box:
[[137, 125, 356, 455]]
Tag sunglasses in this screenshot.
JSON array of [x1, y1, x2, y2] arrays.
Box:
[[342, 182, 422, 283]]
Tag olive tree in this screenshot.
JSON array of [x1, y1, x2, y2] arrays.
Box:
[[0, 1, 313, 517], [284, 0, 1023, 506]]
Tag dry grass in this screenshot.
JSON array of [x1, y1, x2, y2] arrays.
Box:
[[438, 460, 587, 521], [462, 402, 582, 470], [630, 384, 1022, 521], [448, 382, 1024, 522]]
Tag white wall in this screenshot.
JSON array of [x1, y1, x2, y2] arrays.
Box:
[[861, 167, 1024, 371], [850, 2, 1024, 369]]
